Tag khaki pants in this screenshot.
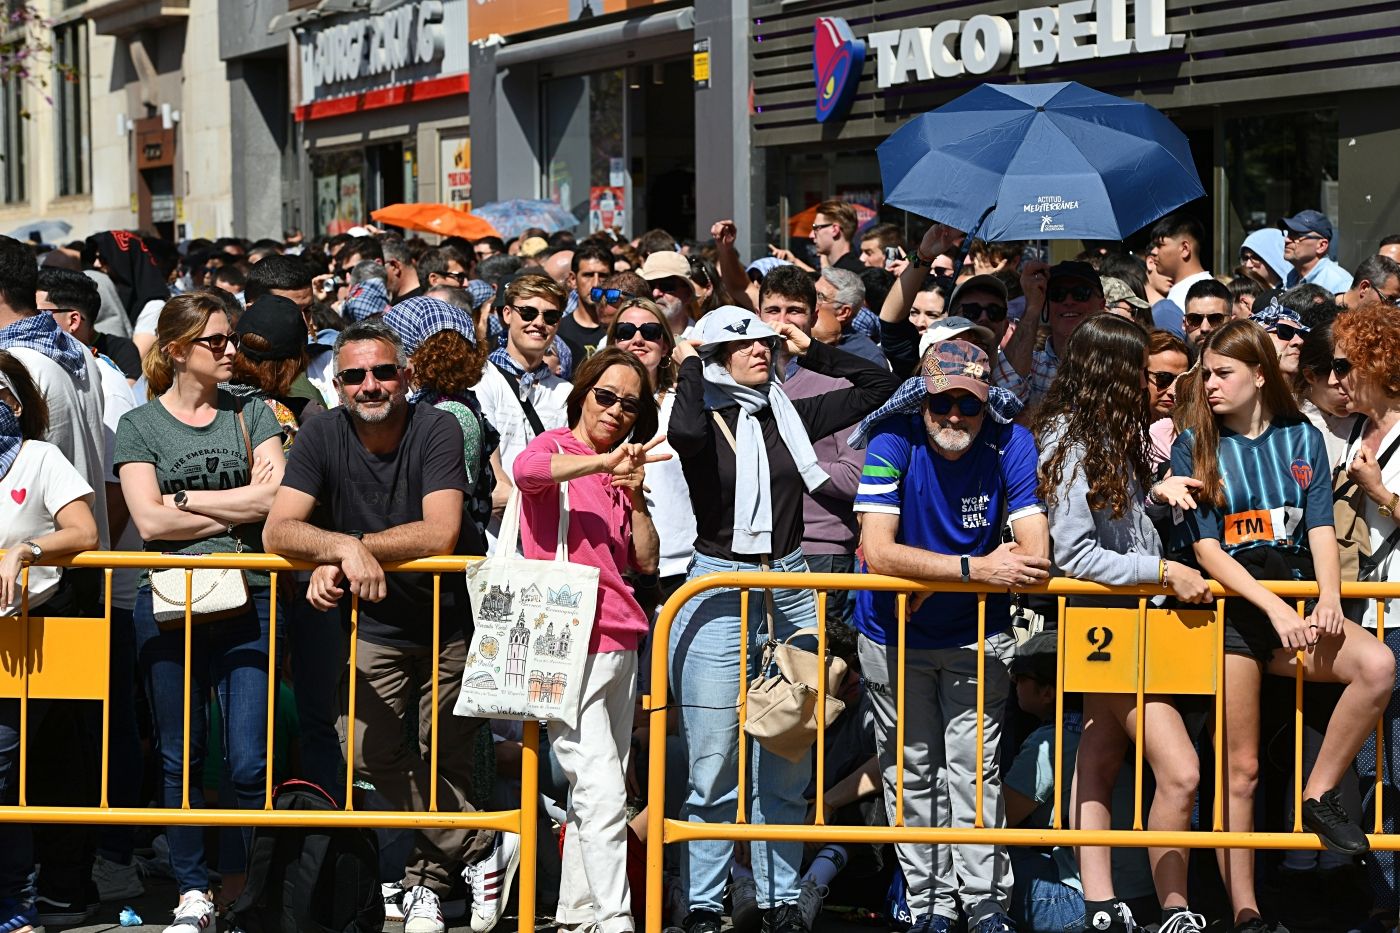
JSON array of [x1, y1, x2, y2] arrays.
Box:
[[338, 637, 494, 894]]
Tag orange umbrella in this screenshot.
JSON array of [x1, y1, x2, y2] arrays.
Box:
[[787, 202, 878, 238], [370, 203, 501, 240]]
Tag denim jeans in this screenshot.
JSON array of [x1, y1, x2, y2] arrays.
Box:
[[0, 702, 37, 907], [668, 549, 817, 913], [1009, 847, 1084, 932], [133, 584, 271, 894], [286, 583, 348, 802]]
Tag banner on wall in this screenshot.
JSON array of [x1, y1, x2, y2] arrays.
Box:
[[441, 136, 472, 209], [337, 174, 363, 235], [589, 186, 625, 231], [468, 0, 671, 42]]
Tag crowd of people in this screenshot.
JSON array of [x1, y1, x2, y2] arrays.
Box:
[[0, 201, 1399, 933]]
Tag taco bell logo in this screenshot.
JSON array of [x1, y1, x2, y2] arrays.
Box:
[[813, 17, 865, 123]]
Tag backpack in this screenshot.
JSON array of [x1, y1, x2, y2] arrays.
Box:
[[228, 780, 383, 933]]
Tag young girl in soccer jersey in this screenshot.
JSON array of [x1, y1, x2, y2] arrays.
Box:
[[1171, 319, 1394, 933]]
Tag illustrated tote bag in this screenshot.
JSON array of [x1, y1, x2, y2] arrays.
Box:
[[454, 482, 599, 729]]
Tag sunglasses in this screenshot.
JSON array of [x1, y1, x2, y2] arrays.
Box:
[[590, 387, 641, 415], [440, 271, 467, 283], [590, 287, 637, 305], [958, 302, 1008, 323], [1284, 230, 1325, 241], [1184, 311, 1229, 329], [1272, 323, 1304, 342], [926, 394, 985, 417], [191, 332, 240, 354], [613, 321, 666, 343], [508, 305, 564, 326], [336, 363, 401, 385], [1048, 284, 1098, 303], [1146, 370, 1181, 391], [651, 277, 692, 296], [1330, 357, 1353, 378]]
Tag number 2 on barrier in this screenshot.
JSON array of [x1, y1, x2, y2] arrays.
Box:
[[1086, 625, 1114, 662]]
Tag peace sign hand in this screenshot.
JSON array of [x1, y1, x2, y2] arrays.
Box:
[[603, 435, 672, 482]]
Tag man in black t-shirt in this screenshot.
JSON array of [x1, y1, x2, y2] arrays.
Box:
[[263, 319, 493, 933], [554, 241, 615, 363]]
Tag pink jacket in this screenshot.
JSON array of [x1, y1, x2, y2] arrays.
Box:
[[513, 427, 649, 653]]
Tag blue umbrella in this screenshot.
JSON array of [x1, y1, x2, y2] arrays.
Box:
[[4, 219, 73, 243], [471, 199, 580, 240], [878, 82, 1204, 242]]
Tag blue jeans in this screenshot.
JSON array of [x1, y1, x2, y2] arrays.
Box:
[[134, 584, 271, 894], [1009, 847, 1084, 932], [668, 549, 816, 913], [98, 607, 142, 864], [0, 702, 38, 907], [287, 584, 348, 802]]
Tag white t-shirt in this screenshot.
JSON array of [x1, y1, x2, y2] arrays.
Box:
[[1166, 270, 1213, 312], [306, 348, 340, 408], [95, 354, 141, 611], [133, 298, 167, 337], [645, 390, 697, 579], [9, 347, 110, 547], [0, 440, 95, 615]]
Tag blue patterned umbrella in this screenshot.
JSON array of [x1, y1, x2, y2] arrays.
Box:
[[471, 199, 580, 240]]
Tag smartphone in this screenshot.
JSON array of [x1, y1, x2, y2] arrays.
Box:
[[885, 246, 906, 263]]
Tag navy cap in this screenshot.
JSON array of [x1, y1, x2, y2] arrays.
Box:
[[1048, 260, 1103, 289], [1279, 210, 1335, 242]]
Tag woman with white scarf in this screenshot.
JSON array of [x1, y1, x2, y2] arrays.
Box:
[[666, 306, 900, 933]]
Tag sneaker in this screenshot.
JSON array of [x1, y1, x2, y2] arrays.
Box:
[[383, 882, 405, 922], [1160, 909, 1208, 933], [671, 909, 724, 933], [795, 879, 827, 931], [1303, 789, 1370, 854], [0, 897, 41, 933], [34, 890, 95, 928], [972, 914, 1017, 933], [910, 915, 955, 933], [402, 885, 445, 933], [161, 890, 215, 932], [92, 855, 145, 902], [729, 876, 760, 933], [465, 832, 521, 933], [1086, 902, 1140, 933], [762, 903, 808, 933], [1234, 920, 1291, 933]]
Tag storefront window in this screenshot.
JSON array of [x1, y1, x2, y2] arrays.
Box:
[[312, 149, 365, 236], [545, 69, 625, 234], [1224, 108, 1338, 271]]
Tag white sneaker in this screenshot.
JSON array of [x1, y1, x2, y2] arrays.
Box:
[[465, 832, 521, 933], [1158, 909, 1208, 933], [383, 881, 405, 922], [92, 855, 145, 902], [402, 885, 445, 933], [163, 890, 216, 933]]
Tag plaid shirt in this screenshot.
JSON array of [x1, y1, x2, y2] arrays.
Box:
[[994, 350, 1029, 403], [1028, 341, 1060, 407]]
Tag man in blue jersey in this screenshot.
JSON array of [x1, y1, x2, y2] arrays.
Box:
[[853, 340, 1050, 933]]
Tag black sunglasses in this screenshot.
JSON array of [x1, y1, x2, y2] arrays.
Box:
[[650, 276, 692, 296], [191, 332, 240, 353], [1330, 357, 1353, 378], [1272, 323, 1304, 342], [508, 305, 564, 326], [958, 302, 1008, 323], [1048, 284, 1098, 303], [440, 270, 467, 283], [591, 387, 641, 415], [613, 321, 666, 343], [336, 363, 401, 385], [1184, 311, 1229, 329], [1146, 370, 1181, 391], [926, 394, 985, 417], [590, 287, 637, 305]]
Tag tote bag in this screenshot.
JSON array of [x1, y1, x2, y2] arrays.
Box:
[[454, 482, 599, 729]]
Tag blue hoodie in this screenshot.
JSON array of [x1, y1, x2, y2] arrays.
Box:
[[1241, 228, 1290, 285]]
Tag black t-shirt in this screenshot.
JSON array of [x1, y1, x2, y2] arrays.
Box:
[[95, 332, 142, 381], [281, 404, 474, 647], [556, 312, 606, 366], [833, 251, 866, 274]]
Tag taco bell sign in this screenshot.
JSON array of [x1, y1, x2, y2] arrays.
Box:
[[867, 0, 1183, 89]]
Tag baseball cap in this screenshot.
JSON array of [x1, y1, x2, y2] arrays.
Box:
[[1101, 276, 1150, 310], [946, 274, 1009, 313], [637, 251, 692, 281], [1278, 210, 1335, 243], [917, 316, 995, 360], [518, 236, 550, 259], [921, 339, 991, 401], [1048, 261, 1103, 289], [1009, 631, 1057, 683], [236, 295, 308, 362], [692, 305, 780, 352]]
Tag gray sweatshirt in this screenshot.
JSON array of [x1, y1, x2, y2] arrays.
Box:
[[1039, 420, 1163, 586]]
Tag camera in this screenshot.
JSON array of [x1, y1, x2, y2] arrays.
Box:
[[321, 276, 344, 293]]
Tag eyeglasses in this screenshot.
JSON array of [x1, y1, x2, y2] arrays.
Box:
[[336, 363, 401, 385], [1272, 323, 1305, 342], [613, 321, 666, 343], [1330, 357, 1353, 378], [1283, 230, 1325, 241], [1184, 311, 1229, 329], [590, 387, 641, 415], [190, 332, 240, 354], [1048, 284, 1098, 303], [590, 287, 637, 305], [508, 305, 564, 326], [1146, 370, 1182, 391], [957, 302, 1008, 323], [810, 222, 840, 234], [926, 394, 985, 417]]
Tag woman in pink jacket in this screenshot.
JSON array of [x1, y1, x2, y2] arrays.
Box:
[[512, 346, 666, 933]]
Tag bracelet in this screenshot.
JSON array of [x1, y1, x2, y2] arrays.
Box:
[[1146, 483, 1162, 507], [1158, 559, 1168, 588], [909, 253, 932, 269], [960, 554, 971, 583]]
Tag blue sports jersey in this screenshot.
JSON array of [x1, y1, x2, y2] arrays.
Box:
[[1170, 419, 1332, 556], [853, 414, 1044, 649]]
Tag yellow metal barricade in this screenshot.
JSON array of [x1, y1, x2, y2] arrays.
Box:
[[644, 572, 1400, 933], [0, 550, 539, 933]]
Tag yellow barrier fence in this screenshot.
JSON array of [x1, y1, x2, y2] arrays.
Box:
[[0, 549, 538, 933], [644, 572, 1400, 933]]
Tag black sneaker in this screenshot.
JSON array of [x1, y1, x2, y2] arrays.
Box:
[[1302, 788, 1370, 854], [762, 903, 808, 933], [1234, 919, 1291, 933], [1085, 901, 1141, 933], [36, 889, 98, 926], [673, 909, 723, 933]]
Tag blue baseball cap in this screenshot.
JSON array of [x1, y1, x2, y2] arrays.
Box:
[[1279, 210, 1335, 243]]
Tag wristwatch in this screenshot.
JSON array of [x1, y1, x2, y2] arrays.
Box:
[[960, 554, 971, 583], [347, 530, 366, 541], [1381, 492, 1400, 519], [20, 541, 41, 562], [909, 253, 933, 269], [173, 489, 189, 510]]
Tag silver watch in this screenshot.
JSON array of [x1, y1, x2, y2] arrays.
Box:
[[20, 541, 42, 561]]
